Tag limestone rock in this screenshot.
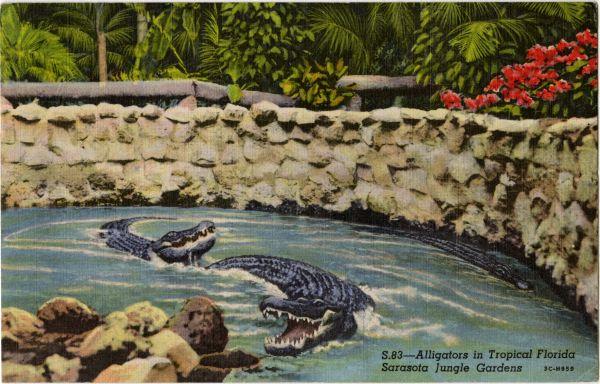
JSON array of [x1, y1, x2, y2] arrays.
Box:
[[276, 107, 301, 124], [425, 109, 449, 123], [98, 103, 124, 119], [340, 111, 369, 128], [192, 107, 221, 127], [22, 146, 60, 167], [138, 116, 174, 137], [283, 141, 308, 162], [168, 296, 228, 355], [147, 329, 199, 377], [93, 357, 177, 383], [278, 159, 311, 180], [221, 104, 247, 123], [392, 168, 428, 194], [371, 107, 402, 125], [192, 144, 217, 167], [47, 106, 79, 126], [2, 362, 47, 382], [295, 109, 316, 126], [220, 144, 241, 165], [1, 95, 13, 114], [107, 143, 136, 162], [289, 126, 312, 143], [123, 301, 168, 336], [170, 123, 195, 143], [399, 108, 427, 123], [266, 123, 288, 144], [70, 311, 137, 360], [44, 354, 81, 382], [307, 142, 333, 167], [37, 297, 100, 334], [12, 102, 47, 122], [448, 152, 482, 183], [141, 104, 163, 120], [165, 106, 192, 123], [121, 106, 142, 123], [250, 101, 279, 126], [2, 307, 44, 341]]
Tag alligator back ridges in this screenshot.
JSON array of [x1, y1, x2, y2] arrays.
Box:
[[100, 217, 167, 260], [207, 255, 374, 311], [400, 230, 532, 289]]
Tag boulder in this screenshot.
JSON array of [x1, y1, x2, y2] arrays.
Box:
[[2, 362, 47, 382], [93, 357, 177, 383], [44, 354, 81, 382], [123, 301, 168, 336], [192, 146, 217, 167], [371, 107, 402, 125], [69, 312, 139, 380], [289, 126, 312, 143], [2, 307, 44, 340], [37, 297, 100, 334], [146, 329, 199, 377], [307, 142, 333, 167], [168, 296, 228, 355]]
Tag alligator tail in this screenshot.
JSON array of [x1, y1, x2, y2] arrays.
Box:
[[101, 217, 173, 260]]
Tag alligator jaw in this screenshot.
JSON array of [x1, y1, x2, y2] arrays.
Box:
[[262, 306, 336, 355]]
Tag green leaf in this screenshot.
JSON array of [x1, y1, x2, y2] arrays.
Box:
[[270, 12, 281, 27], [227, 84, 243, 103], [573, 91, 584, 100], [552, 103, 560, 115]]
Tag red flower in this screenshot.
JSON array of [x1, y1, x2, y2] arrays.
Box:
[[581, 57, 598, 75], [556, 39, 576, 52], [576, 29, 598, 48], [440, 90, 463, 109], [589, 77, 597, 89], [555, 79, 572, 93], [464, 98, 478, 111], [485, 76, 504, 92], [486, 93, 499, 105], [536, 88, 556, 101]]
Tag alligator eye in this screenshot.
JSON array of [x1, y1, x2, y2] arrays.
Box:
[[207, 226, 214, 233]]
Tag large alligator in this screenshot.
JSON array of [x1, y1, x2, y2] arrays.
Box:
[[100, 217, 532, 356]]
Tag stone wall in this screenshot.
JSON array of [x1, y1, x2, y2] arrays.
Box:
[[1, 99, 598, 323]]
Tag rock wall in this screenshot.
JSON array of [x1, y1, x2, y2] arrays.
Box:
[[1, 99, 598, 323]]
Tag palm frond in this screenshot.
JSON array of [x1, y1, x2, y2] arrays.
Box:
[[450, 21, 499, 62], [518, 2, 586, 26]]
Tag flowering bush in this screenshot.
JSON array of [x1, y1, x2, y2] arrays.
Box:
[[441, 29, 598, 117]]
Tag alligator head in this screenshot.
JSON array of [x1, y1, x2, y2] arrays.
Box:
[[207, 255, 374, 356], [259, 296, 357, 356], [150, 221, 216, 264]]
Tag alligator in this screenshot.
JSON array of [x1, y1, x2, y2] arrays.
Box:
[[99, 217, 216, 264], [207, 255, 374, 356], [100, 217, 374, 355], [100, 217, 532, 356]]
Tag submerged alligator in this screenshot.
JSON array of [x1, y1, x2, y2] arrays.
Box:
[[100, 217, 532, 355]]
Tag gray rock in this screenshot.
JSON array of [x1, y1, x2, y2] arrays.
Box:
[[221, 103, 248, 123], [250, 100, 279, 125], [97, 102, 123, 118], [47, 106, 79, 126], [12, 102, 47, 122], [448, 151, 482, 183], [266, 123, 288, 144]]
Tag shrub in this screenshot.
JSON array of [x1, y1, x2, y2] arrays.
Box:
[[440, 29, 598, 117], [280, 59, 355, 110]]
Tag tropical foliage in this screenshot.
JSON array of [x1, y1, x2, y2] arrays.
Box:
[[441, 29, 598, 118], [0, 5, 81, 81], [406, 2, 596, 105], [280, 59, 354, 109], [1, 2, 596, 116]]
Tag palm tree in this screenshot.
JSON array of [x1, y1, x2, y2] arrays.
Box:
[[308, 3, 417, 74], [0, 4, 81, 82], [48, 3, 135, 81]]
